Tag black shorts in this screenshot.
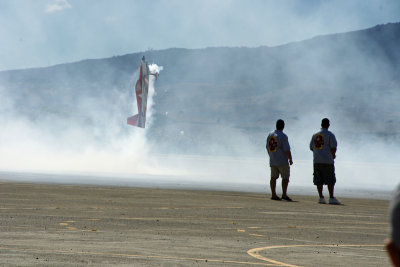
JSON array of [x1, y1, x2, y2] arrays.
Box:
[[313, 163, 336, 185]]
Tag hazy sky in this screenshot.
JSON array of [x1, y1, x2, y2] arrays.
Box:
[[1, 0, 400, 71]]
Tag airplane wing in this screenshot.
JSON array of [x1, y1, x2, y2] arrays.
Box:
[[127, 56, 150, 128]]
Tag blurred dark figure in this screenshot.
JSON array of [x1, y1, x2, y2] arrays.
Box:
[[386, 184, 400, 267]]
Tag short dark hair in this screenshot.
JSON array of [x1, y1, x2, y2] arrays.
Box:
[[276, 119, 285, 130], [321, 118, 330, 128]]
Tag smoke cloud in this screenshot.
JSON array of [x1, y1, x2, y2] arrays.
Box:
[[0, 26, 399, 199]]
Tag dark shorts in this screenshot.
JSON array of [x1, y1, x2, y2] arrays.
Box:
[[313, 163, 336, 185]]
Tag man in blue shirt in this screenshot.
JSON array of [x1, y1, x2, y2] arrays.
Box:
[[266, 119, 293, 201], [310, 118, 341, 205]]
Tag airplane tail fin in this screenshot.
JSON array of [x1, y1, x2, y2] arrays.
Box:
[[127, 114, 139, 126]]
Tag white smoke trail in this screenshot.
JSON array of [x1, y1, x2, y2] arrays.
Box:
[[146, 64, 163, 127]]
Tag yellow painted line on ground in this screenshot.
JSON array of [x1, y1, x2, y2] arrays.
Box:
[[0, 245, 274, 266], [247, 244, 383, 267], [249, 234, 265, 237]]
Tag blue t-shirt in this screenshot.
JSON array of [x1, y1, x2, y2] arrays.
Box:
[[266, 130, 291, 167], [310, 128, 337, 164]]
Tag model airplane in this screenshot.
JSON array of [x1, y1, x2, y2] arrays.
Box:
[[127, 56, 158, 128]]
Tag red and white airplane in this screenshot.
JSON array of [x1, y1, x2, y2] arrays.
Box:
[[127, 56, 158, 128]]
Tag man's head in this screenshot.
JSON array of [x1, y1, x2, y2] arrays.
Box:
[[386, 184, 400, 266], [276, 119, 285, 130], [321, 118, 330, 129]]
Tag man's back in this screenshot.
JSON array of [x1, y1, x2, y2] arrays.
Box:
[[267, 130, 290, 166], [310, 128, 337, 164]]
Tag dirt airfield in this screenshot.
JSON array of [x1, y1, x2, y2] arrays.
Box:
[[0, 181, 392, 266]]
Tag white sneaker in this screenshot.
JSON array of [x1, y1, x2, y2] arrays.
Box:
[[329, 197, 341, 205], [318, 197, 326, 204]]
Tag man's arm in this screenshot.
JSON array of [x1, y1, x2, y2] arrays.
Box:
[[285, 151, 293, 165], [330, 133, 338, 158], [331, 148, 336, 159], [309, 136, 314, 151]]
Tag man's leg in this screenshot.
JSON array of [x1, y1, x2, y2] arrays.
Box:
[[317, 184, 324, 198], [328, 184, 334, 198], [314, 164, 324, 198], [280, 165, 291, 200], [281, 179, 293, 201], [316, 184, 327, 204], [282, 179, 289, 197], [270, 178, 278, 198], [326, 164, 341, 204], [327, 183, 341, 204], [270, 167, 281, 200]]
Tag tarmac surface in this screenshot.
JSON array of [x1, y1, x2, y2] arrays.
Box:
[[0, 181, 392, 266]]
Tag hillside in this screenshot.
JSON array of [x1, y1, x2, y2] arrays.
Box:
[[0, 22, 399, 156]]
